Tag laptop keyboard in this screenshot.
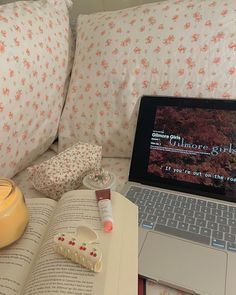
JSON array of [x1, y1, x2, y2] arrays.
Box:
[[126, 185, 236, 252]]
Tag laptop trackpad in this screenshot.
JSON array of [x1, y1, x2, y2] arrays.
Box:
[[139, 232, 227, 295]]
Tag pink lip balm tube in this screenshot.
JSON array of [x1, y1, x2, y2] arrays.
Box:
[[95, 189, 113, 233]]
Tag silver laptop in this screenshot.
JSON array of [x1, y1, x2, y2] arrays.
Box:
[[122, 95, 236, 295]]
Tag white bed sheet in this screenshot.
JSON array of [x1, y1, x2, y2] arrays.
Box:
[[12, 149, 131, 199]]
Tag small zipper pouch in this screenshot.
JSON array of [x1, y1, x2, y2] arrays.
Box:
[[27, 142, 102, 200]]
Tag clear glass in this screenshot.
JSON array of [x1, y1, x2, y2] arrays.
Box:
[[0, 178, 29, 248]]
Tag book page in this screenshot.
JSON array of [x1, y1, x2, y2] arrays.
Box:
[[0, 198, 56, 295], [21, 191, 110, 295]]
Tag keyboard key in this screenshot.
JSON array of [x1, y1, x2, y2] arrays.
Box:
[[228, 219, 236, 226], [164, 205, 174, 212], [196, 219, 206, 227], [147, 214, 157, 223], [136, 192, 144, 198], [170, 200, 177, 206], [145, 206, 155, 214], [174, 207, 184, 214], [156, 197, 163, 204], [229, 206, 236, 213], [167, 219, 178, 228], [211, 208, 222, 216], [224, 233, 235, 243], [184, 209, 194, 217], [205, 214, 216, 222], [186, 197, 196, 204], [138, 206, 145, 213], [207, 201, 217, 209], [217, 204, 228, 211], [189, 225, 200, 234], [143, 189, 151, 195], [131, 186, 142, 192], [160, 192, 168, 198], [212, 230, 223, 240], [137, 199, 146, 206], [177, 195, 185, 202], [190, 204, 201, 211], [200, 228, 211, 237], [200, 207, 210, 214], [164, 212, 174, 219], [227, 242, 236, 252], [154, 224, 210, 245], [175, 214, 185, 222], [169, 193, 178, 199], [197, 199, 207, 206], [216, 216, 227, 225], [126, 187, 138, 197], [181, 203, 191, 209], [155, 209, 164, 217], [146, 200, 156, 207], [195, 212, 204, 219], [145, 195, 154, 202], [157, 217, 167, 225], [162, 199, 171, 205], [178, 222, 188, 231], [151, 190, 159, 196], [175, 201, 181, 207], [219, 224, 229, 233], [185, 216, 195, 224], [155, 203, 164, 210], [207, 222, 218, 230], [222, 211, 233, 219], [231, 227, 236, 234], [212, 239, 226, 249], [142, 221, 154, 229], [167, 194, 176, 201]]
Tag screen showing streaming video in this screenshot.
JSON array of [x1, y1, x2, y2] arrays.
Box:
[[147, 106, 236, 195]]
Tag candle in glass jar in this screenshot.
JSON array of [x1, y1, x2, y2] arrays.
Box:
[[0, 178, 29, 248]]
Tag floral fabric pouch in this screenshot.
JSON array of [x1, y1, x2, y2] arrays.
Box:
[[27, 142, 102, 200]]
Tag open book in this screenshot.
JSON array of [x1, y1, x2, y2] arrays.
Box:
[[0, 190, 138, 295]]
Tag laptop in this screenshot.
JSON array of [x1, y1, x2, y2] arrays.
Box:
[[122, 95, 236, 295]]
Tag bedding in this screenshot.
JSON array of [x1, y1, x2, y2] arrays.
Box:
[[3, 1, 236, 294], [58, 0, 236, 158], [0, 0, 74, 178]]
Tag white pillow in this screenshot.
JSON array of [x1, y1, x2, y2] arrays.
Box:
[[0, 0, 74, 177], [58, 0, 236, 157]]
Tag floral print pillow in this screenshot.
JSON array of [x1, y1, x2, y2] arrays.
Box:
[[59, 0, 236, 158], [0, 0, 74, 177]]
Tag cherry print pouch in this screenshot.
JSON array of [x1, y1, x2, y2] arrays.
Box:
[[27, 142, 102, 200]]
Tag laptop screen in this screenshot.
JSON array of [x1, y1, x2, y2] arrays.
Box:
[[129, 96, 236, 202]]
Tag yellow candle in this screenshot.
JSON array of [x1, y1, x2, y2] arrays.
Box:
[[0, 178, 29, 248]]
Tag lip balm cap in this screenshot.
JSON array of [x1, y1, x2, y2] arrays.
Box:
[[104, 220, 113, 232]]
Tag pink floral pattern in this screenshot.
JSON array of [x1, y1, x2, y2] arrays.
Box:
[[0, 0, 74, 178], [27, 142, 102, 200], [59, 0, 236, 158]]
